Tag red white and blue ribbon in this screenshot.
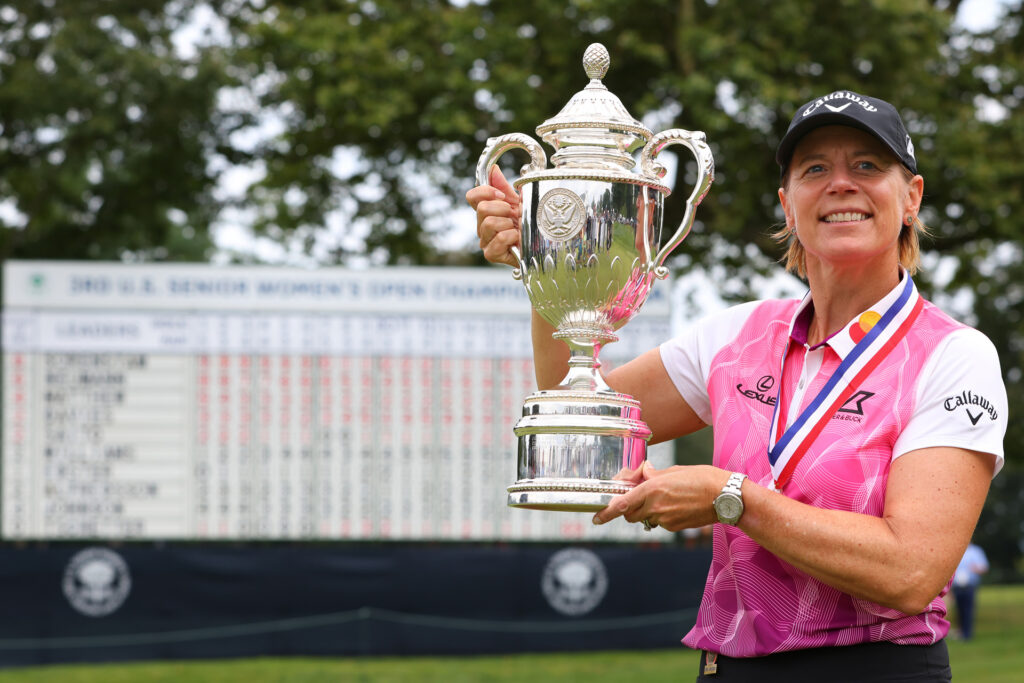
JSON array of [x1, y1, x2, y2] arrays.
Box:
[[767, 275, 924, 490]]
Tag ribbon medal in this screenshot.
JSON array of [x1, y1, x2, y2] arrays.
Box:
[[766, 276, 924, 490]]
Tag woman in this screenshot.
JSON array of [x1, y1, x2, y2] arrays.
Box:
[[467, 90, 1006, 681]]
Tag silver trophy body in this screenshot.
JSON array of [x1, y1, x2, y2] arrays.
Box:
[[476, 44, 714, 512]]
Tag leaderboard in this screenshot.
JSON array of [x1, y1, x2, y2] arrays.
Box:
[[2, 262, 675, 542]]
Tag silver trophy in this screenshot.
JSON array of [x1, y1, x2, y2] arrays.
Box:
[[476, 43, 714, 512]]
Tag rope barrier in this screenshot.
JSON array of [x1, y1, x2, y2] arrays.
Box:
[[0, 606, 698, 650]]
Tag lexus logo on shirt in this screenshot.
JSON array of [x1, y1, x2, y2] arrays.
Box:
[[735, 375, 777, 406]]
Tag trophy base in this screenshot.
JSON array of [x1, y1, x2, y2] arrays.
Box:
[[507, 479, 632, 512], [508, 389, 651, 512]]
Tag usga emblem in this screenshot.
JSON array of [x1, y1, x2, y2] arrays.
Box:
[[537, 188, 586, 241], [541, 547, 608, 616], [62, 547, 132, 617]]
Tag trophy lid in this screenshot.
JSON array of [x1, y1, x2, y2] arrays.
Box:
[[535, 43, 652, 172]]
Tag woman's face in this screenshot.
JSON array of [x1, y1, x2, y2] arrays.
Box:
[[778, 125, 923, 273]]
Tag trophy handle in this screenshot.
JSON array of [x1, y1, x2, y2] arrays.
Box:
[[475, 133, 547, 279], [640, 129, 715, 279]]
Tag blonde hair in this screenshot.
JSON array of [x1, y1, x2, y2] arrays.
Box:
[[772, 165, 929, 278]]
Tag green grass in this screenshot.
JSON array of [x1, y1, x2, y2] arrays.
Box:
[[946, 582, 1024, 682], [1, 584, 1021, 682]]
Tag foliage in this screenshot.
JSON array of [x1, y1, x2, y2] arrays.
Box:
[[0, 0, 248, 262], [941, 7, 1024, 579], [226, 0, 952, 272]]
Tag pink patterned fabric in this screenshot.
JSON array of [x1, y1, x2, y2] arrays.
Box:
[[682, 298, 964, 657]]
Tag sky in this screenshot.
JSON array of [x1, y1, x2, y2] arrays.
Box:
[[957, 0, 1015, 30]]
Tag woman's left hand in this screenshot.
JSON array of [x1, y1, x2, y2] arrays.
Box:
[[592, 463, 730, 532]]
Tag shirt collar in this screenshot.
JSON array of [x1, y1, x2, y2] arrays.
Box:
[[788, 267, 908, 359]]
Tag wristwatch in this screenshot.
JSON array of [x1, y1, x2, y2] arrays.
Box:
[[713, 472, 748, 526]]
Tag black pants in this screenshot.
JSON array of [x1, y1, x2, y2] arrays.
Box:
[[696, 640, 951, 682]]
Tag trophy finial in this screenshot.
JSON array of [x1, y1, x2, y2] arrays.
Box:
[[583, 43, 610, 81], [536, 42, 651, 168]]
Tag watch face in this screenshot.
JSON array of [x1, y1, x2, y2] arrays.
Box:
[[716, 494, 742, 523]]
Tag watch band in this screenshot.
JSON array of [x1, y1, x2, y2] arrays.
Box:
[[723, 472, 746, 496]]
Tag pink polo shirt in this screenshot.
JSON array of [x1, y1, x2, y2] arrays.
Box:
[[659, 280, 1006, 657]]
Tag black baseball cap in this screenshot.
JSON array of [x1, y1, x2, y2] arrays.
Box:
[[776, 90, 918, 176]]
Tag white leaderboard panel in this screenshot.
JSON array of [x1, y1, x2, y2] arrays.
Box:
[[2, 262, 675, 541]]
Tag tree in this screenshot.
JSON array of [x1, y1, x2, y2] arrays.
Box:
[[226, 0, 1024, 574], [938, 6, 1024, 580], [0, 0, 246, 262]]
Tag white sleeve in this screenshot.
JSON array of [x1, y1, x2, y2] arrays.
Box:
[[892, 327, 1007, 475], [658, 300, 764, 425]]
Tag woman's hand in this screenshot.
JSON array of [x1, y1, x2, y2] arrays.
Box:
[[465, 166, 521, 268], [592, 463, 728, 532]]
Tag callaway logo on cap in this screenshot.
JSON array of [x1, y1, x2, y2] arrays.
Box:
[[776, 90, 917, 175]]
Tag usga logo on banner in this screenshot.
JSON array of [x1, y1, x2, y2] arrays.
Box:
[[62, 547, 132, 617], [541, 548, 608, 616]]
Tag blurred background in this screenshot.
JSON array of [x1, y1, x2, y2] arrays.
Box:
[[0, 0, 1022, 675]]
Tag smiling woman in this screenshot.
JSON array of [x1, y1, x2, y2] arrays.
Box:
[[468, 88, 1009, 682], [774, 93, 926, 289], [776, 125, 923, 337]]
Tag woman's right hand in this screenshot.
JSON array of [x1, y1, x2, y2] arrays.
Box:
[[465, 166, 521, 268]]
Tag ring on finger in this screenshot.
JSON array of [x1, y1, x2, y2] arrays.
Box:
[[642, 519, 657, 532]]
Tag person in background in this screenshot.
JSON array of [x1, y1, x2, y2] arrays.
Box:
[[468, 90, 1007, 682], [952, 542, 989, 640]]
